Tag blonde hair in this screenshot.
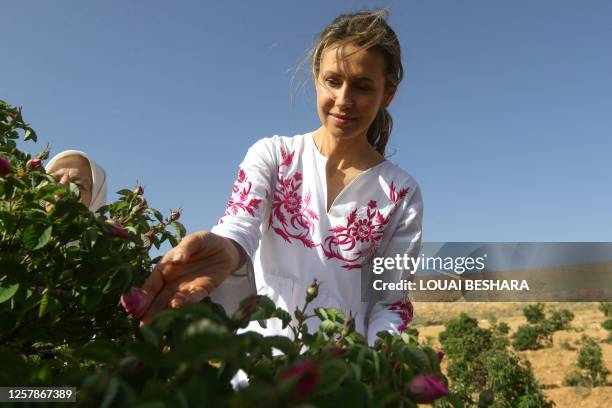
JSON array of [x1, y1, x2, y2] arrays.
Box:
[[310, 9, 403, 156]]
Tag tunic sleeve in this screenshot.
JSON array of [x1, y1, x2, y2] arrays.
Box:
[[365, 183, 423, 346], [210, 137, 276, 259], [208, 137, 277, 314]]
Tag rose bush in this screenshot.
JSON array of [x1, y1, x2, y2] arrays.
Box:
[[0, 101, 460, 407]]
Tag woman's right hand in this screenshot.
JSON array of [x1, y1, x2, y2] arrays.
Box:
[[136, 231, 244, 325]]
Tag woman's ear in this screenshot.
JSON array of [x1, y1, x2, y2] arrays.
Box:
[[382, 87, 396, 108]]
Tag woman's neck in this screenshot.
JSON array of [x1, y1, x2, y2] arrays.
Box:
[[312, 127, 384, 171]]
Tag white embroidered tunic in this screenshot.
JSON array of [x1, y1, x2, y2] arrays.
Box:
[[210, 132, 422, 346]]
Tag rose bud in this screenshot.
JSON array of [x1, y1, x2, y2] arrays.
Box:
[[120, 287, 147, 317], [236, 294, 262, 320], [281, 361, 320, 398], [169, 209, 181, 222], [107, 219, 129, 239], [341, 313, 356, 337], [306, 279, 319, 302], [437, 351, 445, 362], [294, 307, 305, 321], [408, 374, 449, 404], [27, 158, 42, 170], [134, 185, 144, 195], [0, 156, 11, 177]]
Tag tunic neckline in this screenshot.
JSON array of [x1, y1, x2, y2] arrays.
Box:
[[306, 132, 389, 215]]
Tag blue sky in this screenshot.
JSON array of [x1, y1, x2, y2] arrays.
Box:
[[2, 1, 611, 243]]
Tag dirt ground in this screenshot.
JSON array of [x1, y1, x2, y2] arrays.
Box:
[[411, 302, 612, 407]]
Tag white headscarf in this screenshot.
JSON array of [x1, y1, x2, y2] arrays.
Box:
[[45, 150, 108, 212]]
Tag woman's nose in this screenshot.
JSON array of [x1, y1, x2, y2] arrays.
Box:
[[335, 84, 354, 108]]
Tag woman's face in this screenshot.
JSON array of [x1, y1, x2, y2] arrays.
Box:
[[315, 43, 394, 142], [47, 155, 93, 208]]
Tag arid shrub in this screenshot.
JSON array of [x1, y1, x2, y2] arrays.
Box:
[[602, 319, 612, 343], [511, 325, 552, 351], [522, 303, 546, 325], [564, 335, 610, 387], [546, 308, 574, 331], [439, 314, 551, 407], [599, 302, 612, 318]]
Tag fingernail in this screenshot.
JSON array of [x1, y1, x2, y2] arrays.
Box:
[[170, 298, 183, 309]]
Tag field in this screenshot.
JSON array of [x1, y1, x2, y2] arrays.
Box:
[[412, 302, 612, 407]]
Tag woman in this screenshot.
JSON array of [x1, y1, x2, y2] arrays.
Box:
[[45, 150, 107, 212], [135, 10, 423, 346]]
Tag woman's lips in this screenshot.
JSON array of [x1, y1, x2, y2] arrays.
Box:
[[330, 113, 356, 125]]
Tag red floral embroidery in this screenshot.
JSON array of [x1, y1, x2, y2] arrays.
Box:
[[322, 200, 389, 269], [389, 181, 410, 205], [322, 184, 410, 270], [218, 167, 262, 224], [388, 299, 414, 332], [269, 148, 319, 248]]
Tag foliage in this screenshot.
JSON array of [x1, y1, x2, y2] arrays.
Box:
[[511, 325, 552, 351], [602, 319, 612, 343], [522, 303, 545, 325], [0, 101, 458, 407], [564, 335, 610, 387], [439, 313, 552, 407], [0, 101, 186, 357], [599, 302, 612, 317], [546, 309, 574, 331], [511, 304, 574, 351]]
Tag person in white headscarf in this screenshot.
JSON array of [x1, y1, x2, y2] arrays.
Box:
[[45, 150, 107, 212]]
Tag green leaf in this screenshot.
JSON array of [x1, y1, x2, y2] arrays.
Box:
[[86, 226, 98, 247], [404, 348, 432, 373], [320, 320, 339, 335], [116, 189, 133, 196], [148, 208, 164, 223], [313, 359, 349, 396], [38, 292, 49, 318], [263, 335, 296, 356], [68, 182, 80, 199], [171, 221, 186, 239], [0, 283, 19, 304], [315, 308, 329, 321], [372, 350, 380, 382], [101, 377, 119, 408], [24, 129, 37, 142], [23, 224, 52, 250], [33, 225, 52, 250]]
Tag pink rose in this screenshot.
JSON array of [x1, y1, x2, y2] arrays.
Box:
[[120, 287, 147, 317], [169, 209, 181, 221], [107, 220, 129, 239], [27, 158, 42, 169], [281, 361, 320, 398], [0, 156, 11, 177], [409, 374, 449, 404]]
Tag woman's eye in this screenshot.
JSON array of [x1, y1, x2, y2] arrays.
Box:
[[325, 78, 340, 87]]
